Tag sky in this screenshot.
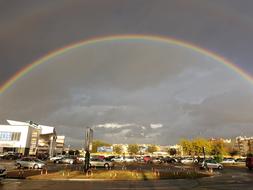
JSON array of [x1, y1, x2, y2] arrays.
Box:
[[1, 0, 253, 147]]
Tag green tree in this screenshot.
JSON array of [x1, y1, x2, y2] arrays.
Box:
[[113, 145, 123, 155], [92, 140, 111, 153], [147, 145, 158, 154], [180, 139, 193, 156], [128, 144, 140, 155]]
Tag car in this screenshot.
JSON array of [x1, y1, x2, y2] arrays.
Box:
[[16, 157, 46, 169], [143, 156, 152, 163], [124, 156, 137, 162], [246, 157, 253, 170], [54, 156, 77, 164], [161, 157, 178, 163], [89, 158, 114, 169], [49, 155, 65, 161], [149, 157, 162, 164], [181, 157, 198, 164], [200, 159, 223, 170], [221, 158, 236, 164], [1, 152, 21, 160], [111, 156, 125, 162], [235, 158, 246, 163], [0, 165, 7, 179]]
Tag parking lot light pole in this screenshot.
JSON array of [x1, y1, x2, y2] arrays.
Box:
[[84, 127, 93, 174]]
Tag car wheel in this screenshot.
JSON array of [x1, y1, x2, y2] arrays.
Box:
[[104, 163, 109, 169], [16, 163, 21, 169], [218, 166, 222, 170], [33, 164, 39, 169], [248, 167, 252, 170]]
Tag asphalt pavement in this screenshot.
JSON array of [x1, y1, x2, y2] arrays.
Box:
[[1, 167, 253, 190]]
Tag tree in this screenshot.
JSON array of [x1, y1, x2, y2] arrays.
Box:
[[128, 144, 140, 155], [211, 140, 225, 156], [113, 145, 123, 155], [92, 140, 111, 153], [180, 139, 193, 156], [147, 145, 158, 154], [169, 148, 177, 156]]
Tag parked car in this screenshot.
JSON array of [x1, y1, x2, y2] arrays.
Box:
[[235, 158, 246, 163], [181, 157, 198, 164], [1, 152, 21, 160], [111, 156, 125, 162], [89, 158, 114, 169], [54, 156, 77, 164], [149, 157, 162, 164], [221, 158, 236, 164], [200, 159, 223, 170], [246, 157, 253, 170], [49, 155, 65, 161], [16, 157, 46, 169], [124, 156, 137, 162], [0, 165, 7, 179], [143, 156, 152, 163], [161, 157, 178, 163]]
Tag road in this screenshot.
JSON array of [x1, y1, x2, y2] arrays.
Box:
[[1, 167, 253, 190]]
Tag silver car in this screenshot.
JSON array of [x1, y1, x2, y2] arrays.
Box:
[[200, 159, 223, 170], [89, 158, 114, 169], [16, 157, 46, 169]]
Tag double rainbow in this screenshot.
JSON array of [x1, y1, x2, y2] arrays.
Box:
[[0, 34, 251, 94]]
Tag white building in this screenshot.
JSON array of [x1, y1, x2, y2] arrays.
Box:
[[55, 135, 65, 154], [0, 120, 57, 157]]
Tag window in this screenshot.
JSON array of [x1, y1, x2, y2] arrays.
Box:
[[0, 131, 12, 141], [0, 131, 21, 141]]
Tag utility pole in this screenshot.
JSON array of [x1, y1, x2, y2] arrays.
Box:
[[84, 127, 93, 173]]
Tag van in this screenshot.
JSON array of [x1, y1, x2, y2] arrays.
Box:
[[246, 157, 253, 170]]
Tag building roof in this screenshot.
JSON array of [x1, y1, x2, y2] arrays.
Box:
[[6, 120, 55, 135]]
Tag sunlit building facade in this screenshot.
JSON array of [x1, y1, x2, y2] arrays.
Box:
[[0, 120, 57, 157]]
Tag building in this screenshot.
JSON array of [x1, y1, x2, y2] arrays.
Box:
[[55, 135, 65, 154], [0, 120, 57, 157], [235, 136, 253, 156]]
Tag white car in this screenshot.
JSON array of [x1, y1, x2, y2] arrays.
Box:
[[124, 156, 137, 162], [200, 160, 223, 170], [111, 156, 125, 162], [181, 158, 198, 164], [0, 165, 7, 179], [221, 158, 236, 164], [49, 155, 65, 161]]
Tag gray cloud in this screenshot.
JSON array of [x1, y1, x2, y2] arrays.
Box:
[[1, 40, 253, 147]]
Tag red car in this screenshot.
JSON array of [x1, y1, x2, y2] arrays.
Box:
[[246, 157, 253, 170]]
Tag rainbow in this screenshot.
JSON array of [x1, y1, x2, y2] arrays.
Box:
[[0, 34, 252, 94]]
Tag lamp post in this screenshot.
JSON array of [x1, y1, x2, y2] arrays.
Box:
[[84, 128, 93, 173]]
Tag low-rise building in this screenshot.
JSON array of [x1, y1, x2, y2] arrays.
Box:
[[0, 120, 57, 157], [235, 136, 253, 156]]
